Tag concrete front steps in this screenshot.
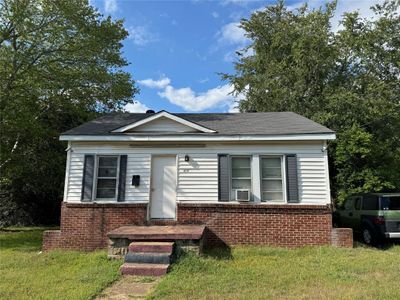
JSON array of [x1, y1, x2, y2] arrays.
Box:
[[120, 242, 174, 276], [120, 263, 170, 276], [107, 225, 205, 259]]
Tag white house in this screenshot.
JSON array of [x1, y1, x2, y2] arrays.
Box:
[[43, 110, 339, 251]]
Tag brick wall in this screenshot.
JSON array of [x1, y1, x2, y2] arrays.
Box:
[[42, 230, 62, 251], [331, 228, 353, 248], [43, 202, 333, 251], [43, 202, 147, 251], [178, 203, 333, 247]]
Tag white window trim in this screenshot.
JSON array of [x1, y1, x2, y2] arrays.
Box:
[[259, 155, 287, 203], [230, 155, 253, 202], [63, 142, 72, 202], [93, 155, 120, 201]]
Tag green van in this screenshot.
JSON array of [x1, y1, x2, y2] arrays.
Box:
[[335, 193, 400, 245]]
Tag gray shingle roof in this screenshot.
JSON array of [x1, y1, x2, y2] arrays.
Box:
[[61, 112, 334, 136]]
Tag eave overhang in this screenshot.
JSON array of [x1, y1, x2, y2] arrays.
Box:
[[60, 133, 336, 142]]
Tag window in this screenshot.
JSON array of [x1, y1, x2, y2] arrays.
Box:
[[344, 198, 355, 210], [95, 156, 119, 199], [381, 196, 400, 210], [354, 196, 362, 210], [343, 196, 362, 210], [261, 157, 284, 202], [362, 195, 379, 210], [231, 156, 251, 200]]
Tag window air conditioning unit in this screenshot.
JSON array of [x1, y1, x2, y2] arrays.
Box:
[[235, 189, 250, 202]]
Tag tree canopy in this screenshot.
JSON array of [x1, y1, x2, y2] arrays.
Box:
[[224, 0, 400, 203], [0, 0, 138, 225]]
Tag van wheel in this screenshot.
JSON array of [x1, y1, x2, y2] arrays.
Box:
[[362, 226, 375, 245]]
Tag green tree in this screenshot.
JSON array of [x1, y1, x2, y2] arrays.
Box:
[[0, 0, 138, 225], [224, 0, 400, 203]]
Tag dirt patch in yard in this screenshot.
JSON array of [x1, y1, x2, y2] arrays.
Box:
[[97, 276, 160, 300]]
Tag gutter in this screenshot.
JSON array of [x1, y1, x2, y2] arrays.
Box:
[[59, 133, 336, 142]]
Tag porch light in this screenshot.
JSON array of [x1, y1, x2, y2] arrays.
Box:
[[185, 155, 190, 162]]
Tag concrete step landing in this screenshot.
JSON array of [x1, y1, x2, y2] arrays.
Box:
[[121, 241, 174, 277], [120, 263, 169, 276], [125, 252, 171, 264], [129, 241, 174, 253]]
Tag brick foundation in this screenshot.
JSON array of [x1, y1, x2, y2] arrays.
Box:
[[178, 203, 333, 247], [331, 228, 353, 248], [43, 202, 334, 251], [42, 230, 62, 251], [43, 202, 147, 251]]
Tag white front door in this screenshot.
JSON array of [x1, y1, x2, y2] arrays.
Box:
[[150, 156, 177, 219]]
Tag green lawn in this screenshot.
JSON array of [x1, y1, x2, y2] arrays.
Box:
[[1, 228, 399, 300], [0, 227, 121, 300], [151, 244, 400, 300]]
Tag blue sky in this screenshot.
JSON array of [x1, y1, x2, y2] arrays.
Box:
[[91, 0, 382, 113]]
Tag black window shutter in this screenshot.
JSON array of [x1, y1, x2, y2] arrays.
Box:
[[218, 154, 230, 202], [81, 154, 95, 202], [285, 154, 299, 203], [117, 155, 127, 202]]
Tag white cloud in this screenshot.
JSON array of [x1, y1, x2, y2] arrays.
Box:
[[286, 0, 383, 32], [224, 50, 237, 62], [224, 45, 254, 62], [228, 101, 240, 113], [199, 77, 210, 84], [215, 21, 250, 61], [136, 75, 244, 112], [212, 11, 219, 18], [138, 77, 171, 89], [124, 101, 149, 113], [127, 26, 157, 46], [331, 0, 382, 31], [104, 0, 117, 14], [229, 87, 247, 112], [221, 0, 248, 6], [159, 84, 239, 112], [218, 22, 248, 45]]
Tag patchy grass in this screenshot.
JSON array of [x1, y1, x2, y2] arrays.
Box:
[[0, 227, 121, 300], [2, 228, 399, 300], [151, 244, 400, 300]]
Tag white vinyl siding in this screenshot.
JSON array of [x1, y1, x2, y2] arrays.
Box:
[[177, 154, 218, 202], [131, 117, 197, 133], [66, 151, 85, 202], [64, 142, 331, 205], [125, 154, 151, 202], [297, 153, 329, 203], [65, 152, 151, 203]]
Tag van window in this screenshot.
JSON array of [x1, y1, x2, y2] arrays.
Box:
[[344, 198, 355, 210], [362, 195, 379, 210], [381, 196, 400, 210], [354, 197, 362, 210]]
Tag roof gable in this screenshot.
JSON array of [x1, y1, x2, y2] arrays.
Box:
[[111, 111, 216, 133], [128, 116, 199, 133]]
